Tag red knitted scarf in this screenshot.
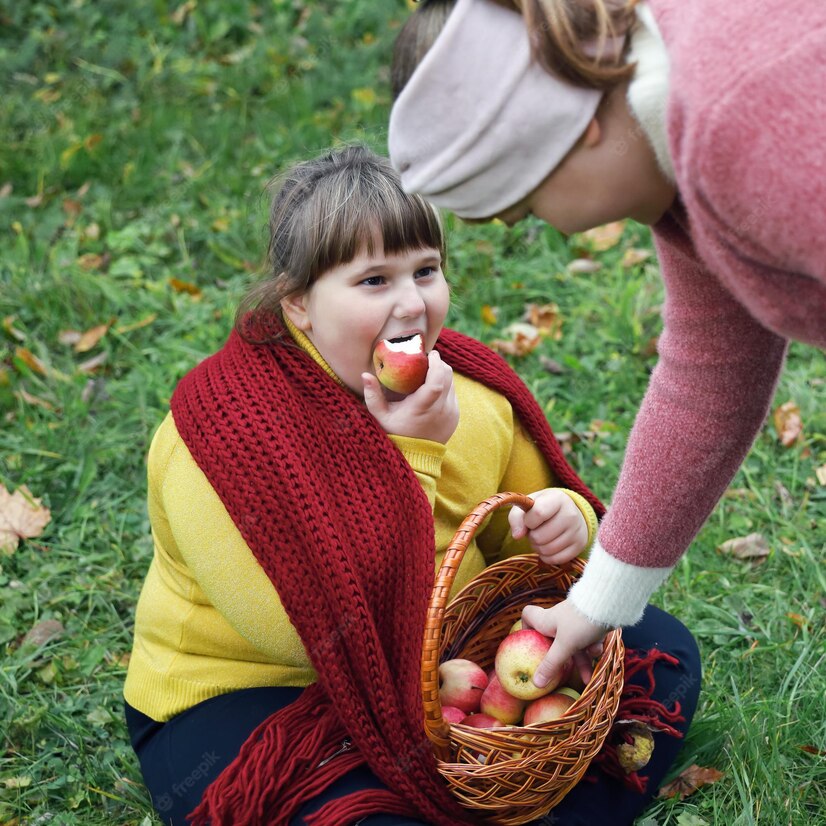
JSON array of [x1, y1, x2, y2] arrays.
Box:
[[172, 321, 603, 826]]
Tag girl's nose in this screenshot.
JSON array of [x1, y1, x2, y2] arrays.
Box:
[[394, 282, 427, 318]]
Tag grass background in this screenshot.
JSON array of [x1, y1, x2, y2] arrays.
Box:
[[1, 1, 824, 824]]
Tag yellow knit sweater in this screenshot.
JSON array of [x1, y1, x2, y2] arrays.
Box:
[[124, 326, 597, 721]]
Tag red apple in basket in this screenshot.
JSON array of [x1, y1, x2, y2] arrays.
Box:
[[480, 674, 526, 725], [372, 334, 428, 395], [439, 658, 488, 714], [441, 705, 467, 725], [462, 713, 506, 729], [495, 629, 566, 701], [523, 687, 581, 725]]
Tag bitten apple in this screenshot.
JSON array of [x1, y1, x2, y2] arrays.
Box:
[[441, 705, 467, 725], [523, 687, 580, 725], [372, 334, 428, 394], [439, 658, 488, 714], [495, 629, 557, 701], [480, 674, 526, 725]]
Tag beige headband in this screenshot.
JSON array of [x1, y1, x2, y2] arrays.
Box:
[[388, 0, 603, 219]]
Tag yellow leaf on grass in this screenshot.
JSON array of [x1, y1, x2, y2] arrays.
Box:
[[169, 278, 202, 298], [15, 347, 48, 376], [621, 247, 652, 268], [816, 464, 826, 486], [73, 322, 111, 353], [116, 314, 157, 334], [773, 400, 803, 447], [580, 220, 626, 251], [0, 484, 52, 555], [352, 87, 377, 108], [480, 305, 499, 325]]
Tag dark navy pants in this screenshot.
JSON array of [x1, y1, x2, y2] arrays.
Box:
[[125, 605, 701, 826]]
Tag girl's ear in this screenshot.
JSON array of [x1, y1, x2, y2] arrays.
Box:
[[280, 292, 312, 332]]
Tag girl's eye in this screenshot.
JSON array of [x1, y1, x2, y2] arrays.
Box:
[[415, 266, 436, 279], [361, 275, 385, 287]]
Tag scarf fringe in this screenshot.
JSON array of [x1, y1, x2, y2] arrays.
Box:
[[589, 648, 687, 793], [304, 789, 422, 826], [187, 686, 360, 826]]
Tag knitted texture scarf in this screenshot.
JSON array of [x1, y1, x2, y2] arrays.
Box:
[[172, 320, 603, 826]]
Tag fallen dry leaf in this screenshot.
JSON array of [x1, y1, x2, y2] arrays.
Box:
[[115, 313, 158, 334], [0, 484, 52, 555], [798, 744, 826, 756], [169, 277, 203, 298], [786, 612, 810, 630], [621, 247, 652, 268], [3, 316, 26, 342], [14, 388, 56, 412], [77, 252, 106, 271], [490, 322, 541, 357], [73, 322, 111, 353], [20, 618, 64, 648], [480, 304, 499, 326], [77, 351, 108, 374], [658, 764, 724, 800], [581, 220, 626, 251], [815, 464, 826, 486], [566, 258, 603, 274], [14, 347, 48, 376], [539, 355, 565, 374], [524, 302, 563, 340], [717, 532, 769, 562], [773, 400, 803, 447]]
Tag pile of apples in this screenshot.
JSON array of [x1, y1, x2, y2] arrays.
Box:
[[438, 623, 586, 729]]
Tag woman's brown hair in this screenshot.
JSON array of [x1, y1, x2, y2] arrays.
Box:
[[392, 0, 638, 98], [236, 144, 446, 343]]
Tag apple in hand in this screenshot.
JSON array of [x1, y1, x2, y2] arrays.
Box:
[[441, 705, 467, 725], [462, 713, 506, 729], [439, 658, 489, 714], [495, 629, 558, 701], [523, 687, 581, 725], [372, 334, 428, 395], [480, 674, 527, 725]]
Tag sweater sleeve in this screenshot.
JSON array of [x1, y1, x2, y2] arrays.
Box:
[[569, 219, 787, 626], [475, 411, 598, 564]]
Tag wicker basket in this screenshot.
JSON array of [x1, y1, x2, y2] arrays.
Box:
[[422, 492, 625, 825]]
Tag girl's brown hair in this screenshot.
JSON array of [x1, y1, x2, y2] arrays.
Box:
[[392, 0, 638, 98], [236, 144, 446, 343]]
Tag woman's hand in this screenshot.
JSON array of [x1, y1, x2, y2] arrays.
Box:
[[362, 350, 459, 444], [508, 489, 589, 564], [521, 599, 611, 689]]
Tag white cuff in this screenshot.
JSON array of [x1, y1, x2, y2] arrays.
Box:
[[567, 540, 674, 627]]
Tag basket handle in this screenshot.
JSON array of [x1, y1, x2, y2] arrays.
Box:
[[421, 492, 534, 756]]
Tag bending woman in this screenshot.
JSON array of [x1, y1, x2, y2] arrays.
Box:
[[388, 0, 826, 685]]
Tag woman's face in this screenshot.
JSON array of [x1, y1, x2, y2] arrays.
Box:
[[492, 88, 677, 234]]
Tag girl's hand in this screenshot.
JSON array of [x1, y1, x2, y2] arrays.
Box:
[[362, 350, 459, 444], [508, 489, 589, 564], [521, 599, 610, 689]]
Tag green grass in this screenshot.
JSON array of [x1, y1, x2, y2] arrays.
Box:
[[1, 2, 824, 824]]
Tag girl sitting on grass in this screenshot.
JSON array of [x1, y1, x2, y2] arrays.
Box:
[[123, 144, 699, 826]]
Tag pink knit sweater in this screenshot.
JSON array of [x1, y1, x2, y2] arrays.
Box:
[[570, 0, 826, 626]]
